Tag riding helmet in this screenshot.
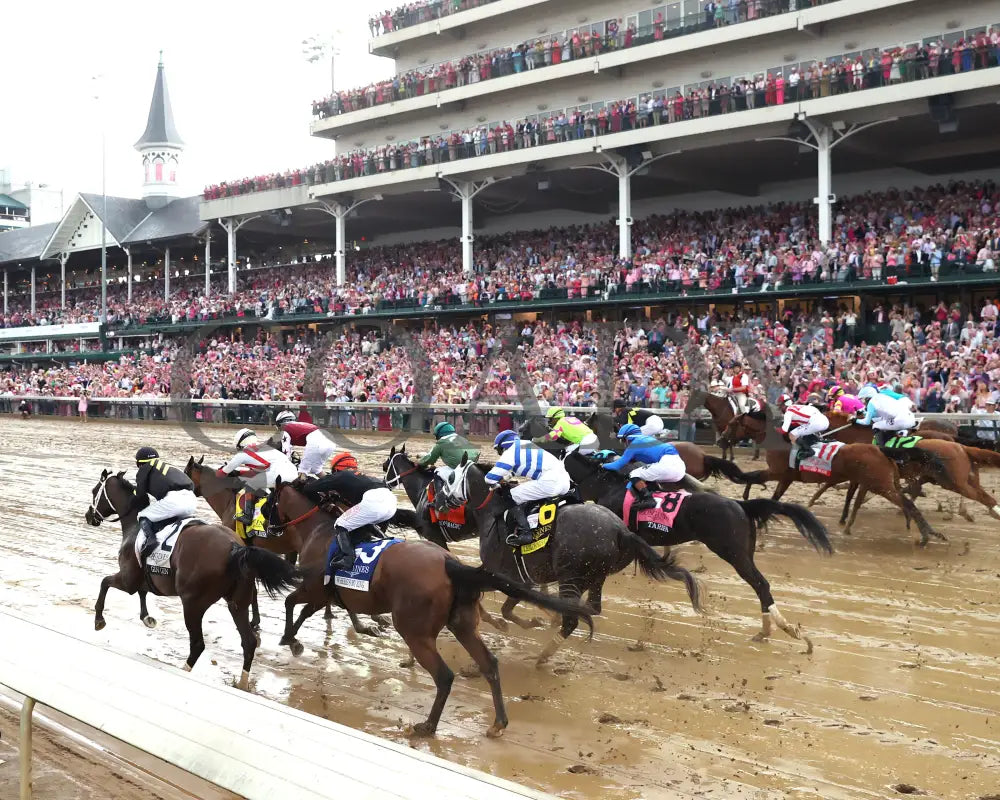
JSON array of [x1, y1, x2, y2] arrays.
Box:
[[493, 429, 518, 453], [858, 385, 877, 401], [234, 428, 257, 449], [330, 452, 359, 472], [275, 410, 296, 426], [617, 423, 642, 441], [135, 446, 159, 464], [545, 407, 565, 425], [433, 421, 456, 439]]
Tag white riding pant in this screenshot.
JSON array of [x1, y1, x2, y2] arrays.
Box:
[[434, 465, 455, 481], [299, 429, 337, 476], [639, 415, 664, 437], [790, 414, 829, 439], [571, 433, 601, 455], [631, 453, 687, 483], [731, 393, 750, 413], [337, 487, 397, 532], [138, 489, 199, 523], [870, 395, 916, 432], [510, 471, 572, 504]]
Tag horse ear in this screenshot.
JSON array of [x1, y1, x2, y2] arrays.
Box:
[[101, 468, 109, 479], [198, 455, 204, 465], [460, 452, 468, 466], [401, 443, 407, 453], [389, 445, 396, 456], [117, 471, 125, 479]]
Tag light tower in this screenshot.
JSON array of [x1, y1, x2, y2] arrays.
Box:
[[135, 52, 184, 210]]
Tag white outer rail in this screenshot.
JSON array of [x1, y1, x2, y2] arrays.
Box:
[[0, 612, 555, 800]]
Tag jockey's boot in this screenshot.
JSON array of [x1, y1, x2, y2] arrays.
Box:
[[504, 503, 535, 547], [138, 518, 157, 562], [874, 429, 891, 447], [235, 493, 255, 526], [629, 479, 658, 512], [329, 526, 356, 572]]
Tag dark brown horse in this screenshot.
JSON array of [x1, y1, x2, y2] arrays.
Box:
[[86, 470, 298, 689], [701, 393, 760, 461], [185, 456, 390, 636], [721, 412, 945, 545], [269, 479, 594, 738]]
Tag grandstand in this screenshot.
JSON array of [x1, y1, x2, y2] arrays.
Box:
[[2, 1, 1000, 423]]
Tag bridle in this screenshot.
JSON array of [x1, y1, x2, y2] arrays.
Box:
[[88, 474, 121, 524], [265, 483, 319, 534], [384, 452, 419, 488]]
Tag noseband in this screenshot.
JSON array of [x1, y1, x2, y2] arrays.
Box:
[[384, 452, 418, 488], [88, 475, 121, 524]]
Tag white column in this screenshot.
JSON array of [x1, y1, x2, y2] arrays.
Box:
[[60, 252, 69, 308], [30, 266, 36, 314], [814, 124, 832, 246], [126, 248, 133, 302], [334, 205, 346, 286], [617, 168, 632, 261], [204, 229, 212, 297], [460, 186, 474, 275], [226, 221, 237, 294], [164, 246, 171, 301], [2, 270, 7, 315]]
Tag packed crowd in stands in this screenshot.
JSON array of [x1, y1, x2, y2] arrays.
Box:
[[7, 299, 1000, 420], [322, 0, 836, 118], [8, 181, 1000, 332], [210, 29, 1000, 199], [369, 0, 499, 37]]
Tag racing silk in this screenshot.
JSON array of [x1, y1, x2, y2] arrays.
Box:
[[543, 416, 595, 445], [603, 436, 680, 472], [135, 458, 194, 506], [613, 408, 657, 428], [879, 388, 906, 402], [218, 444, 297, 486], [485, 439, 567, 484], [279, 421, 319, 447], [781, 404, 822, 433], [832, 394, 865, 415], [730, 372, 749, 394], [418, 433, 480, 469]]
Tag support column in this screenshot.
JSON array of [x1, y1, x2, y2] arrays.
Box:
[[460, 191, 474, 275], [164, 246, 171, 301], [814, 124, 832, 246], [59, 252, 69, 309], [204, 229, 212, 297], [125, 248, 132, 302], [30, 266, 35, 314], [334, 205, 347, 286], [2, 270, 7, 316], [617, 168, 632, 261]]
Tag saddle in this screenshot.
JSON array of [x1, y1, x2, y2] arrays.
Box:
[[504, 494, 578, 555]]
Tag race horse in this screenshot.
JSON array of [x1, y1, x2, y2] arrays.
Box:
[[267, 478, 594, 738], [185, 456, 393, 636], [807, 414, 1000, 523], [85, 469, 298, 690], [701, 392, 760, 461], [562, 452, 831, 651], [437, 455, 704, 665], [721, 411, 946, 545]]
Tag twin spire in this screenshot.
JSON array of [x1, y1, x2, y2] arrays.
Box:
[[135, 52, 184, 209]]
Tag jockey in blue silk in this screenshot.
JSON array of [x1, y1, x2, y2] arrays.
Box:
[[857, 384, 917, 445], [602, 423, 688, 510], [486, 429, 572, 547]]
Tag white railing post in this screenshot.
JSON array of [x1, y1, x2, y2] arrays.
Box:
[[20, 696, 35, 800]]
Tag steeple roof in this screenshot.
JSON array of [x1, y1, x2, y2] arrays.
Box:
[[134, 53, 184, 149]]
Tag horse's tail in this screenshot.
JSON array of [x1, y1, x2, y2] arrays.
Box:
[[737, 498, 833, 554], [878, 446, 949, 484], [228, 545, 300, 599], [963, 446, 1000, 468], [618, 529, 703, 613], [702, 455, 768, 485], [442, 559, 594, 638]]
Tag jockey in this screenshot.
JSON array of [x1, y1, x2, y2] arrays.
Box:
[[612, 398, 664, 437], [134, 447, 198, 562], [486, 429, 572, 547], [729, 365, 751, 413], [273, 410, 336, 477], [856, 385, 917, 445], [301, 453, 397, 574], [534, 406, 600, 455], [828, 386, 865, 416], [778, 394, 829, 462], [602, 423, 687, 510], [418, 422, 480, 511], [218, 429, 298, 524]]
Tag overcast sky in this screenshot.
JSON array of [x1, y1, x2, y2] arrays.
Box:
[[1, 0, 391, 200]]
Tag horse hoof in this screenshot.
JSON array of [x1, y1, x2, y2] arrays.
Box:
[[528, 617, 546, 629], [142, 616, 157, 629], [459, 664, 482, 679], [373, 614, 392, 629], [485, 723, 506, 739], [290, 640, 304, 657], [355, 625, 381, 637], [399, 656, 415, 668], [411, 721, 436, 738], [94, 618, 106, 632], [751, 631, 768, 643], [254, 631, 262, 647], [324, 608, 335, 621]]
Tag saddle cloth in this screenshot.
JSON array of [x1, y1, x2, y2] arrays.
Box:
[[728, 396, 761, 415], [235, 490, 268, 542], [622, 490, 690, 533], [506, 495, 576, 555], [135, 518, 204, 574], [880, 434, 922, 448], [328, 538, 404, 591], [426, 484, 466, 530], [794, 441, 845, 476]]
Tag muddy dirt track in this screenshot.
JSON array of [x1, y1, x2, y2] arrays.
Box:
[[2, 417, 1000, 800]]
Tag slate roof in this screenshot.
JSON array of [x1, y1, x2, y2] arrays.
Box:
[[134, 59, 184, 148]]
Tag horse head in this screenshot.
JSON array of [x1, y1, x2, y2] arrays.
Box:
[[86, 469, 135, 527], [439, 452, 475, 509]]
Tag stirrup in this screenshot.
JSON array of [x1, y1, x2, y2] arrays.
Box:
[[505, 531, 534, 546]]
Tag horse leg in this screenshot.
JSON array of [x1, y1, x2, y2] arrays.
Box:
[[448, 604, 508, 738], [536, 583, 583, 667], [181, 601, 210, 672], [807, 483, 831, 508], [137, 589, 157, 629], [771, 477, 792, 502], [227, 598, 257, 691], [477, 601, 509, 633], [840, 482, 859, 526], [348, 610, 383, 637], [956, 482, 1000, 521], [324, 604, 335, 620], [753, 441, 760, 460], [280, 587, 310, 656], [400, 635, 454, 737], [500, 595, 545, 629], [843, 486, 867, 536], [95, 572, 127, 631], [585, 582, 604, 616]]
